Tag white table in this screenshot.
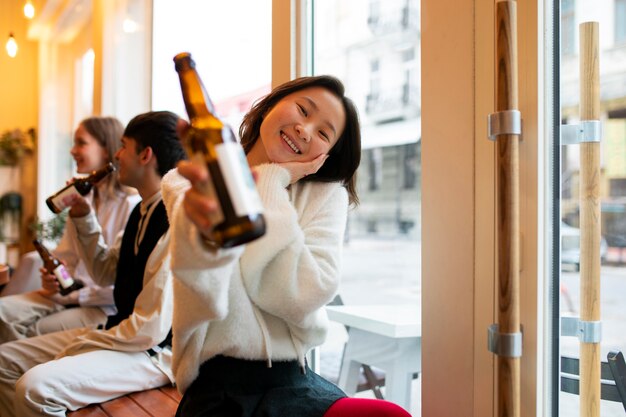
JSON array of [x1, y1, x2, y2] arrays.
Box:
[[326, 304, 421, 411]]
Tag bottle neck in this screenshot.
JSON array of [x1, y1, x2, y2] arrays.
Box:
[[179, 70, 219, 121], [34, 241, 51, 260], [87, 163, 114, 184]]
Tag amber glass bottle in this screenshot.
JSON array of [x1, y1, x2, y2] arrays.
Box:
[[46, 162, 115, 214], [173, 52, 265, 248], [32, 239, 84, 296]]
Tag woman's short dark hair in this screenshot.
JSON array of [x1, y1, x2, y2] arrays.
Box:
[[239, 75, 361, 205], [124, 111, 187, 177]]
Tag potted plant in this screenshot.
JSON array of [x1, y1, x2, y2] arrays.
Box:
[[0, 128, 36, 166]]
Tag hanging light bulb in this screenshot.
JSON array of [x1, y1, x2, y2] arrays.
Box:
[[122, 17, 139, 33], [23, 1, 35, 19], [6, 33, 18, 58]]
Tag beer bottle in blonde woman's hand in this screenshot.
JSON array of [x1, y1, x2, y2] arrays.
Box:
[[46, 162, 115, 213], [32, 239, 84, 296], [173, 52, 265, 248]]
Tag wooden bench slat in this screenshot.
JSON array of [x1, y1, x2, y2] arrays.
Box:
[[67, 406, 110, 417], [67, 386, 181, 417], [159, 385, 182, 402], [100, 395, 153, 417], [128, 388, 178, 417], [159, 385, 182, 401]]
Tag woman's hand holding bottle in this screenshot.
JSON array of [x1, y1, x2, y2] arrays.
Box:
[[37, 266, 82, 304], [67, 193, 91, 218], [38, 266, 60, 297], [177, 153, 329, 239], [177, 160, 221, 241], [46, 163, 114, 214], [50, 177, 92, 218]]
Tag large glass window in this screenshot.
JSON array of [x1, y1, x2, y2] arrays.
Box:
[[103, 0, 152, 124], [311, 0, 421, 414], [151, 0, 271, 131], [312, 0, 420, 302], [562, 0, 577, 55], [559, 1, 626, 416], [616, 0, 626, 44], [73, 49, 94, 127]]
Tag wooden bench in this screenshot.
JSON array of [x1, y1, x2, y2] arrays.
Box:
[[67, 385, 181, 417]]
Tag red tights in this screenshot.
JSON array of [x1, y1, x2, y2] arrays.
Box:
[[323, 398, 412, 417]]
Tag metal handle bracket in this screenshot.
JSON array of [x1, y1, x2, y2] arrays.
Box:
[[560, 316, 602, 343], [560, 120, 602, 145], [488, 323, 523, 358], [487, 110, 522, 141]]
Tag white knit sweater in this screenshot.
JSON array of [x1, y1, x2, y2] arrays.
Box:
[[161, 163, 348, 393]]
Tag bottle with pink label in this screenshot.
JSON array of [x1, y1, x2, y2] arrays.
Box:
[[32, 239, 84, 296]]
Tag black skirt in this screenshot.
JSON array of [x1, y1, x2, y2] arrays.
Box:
[[176, 355, 346, 417]]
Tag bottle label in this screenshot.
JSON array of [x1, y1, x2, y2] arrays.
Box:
[[50, 185, 80, 212], [53, 265, 75, 289], [191, 152, 225, 226], [215, 143, 264, 217]]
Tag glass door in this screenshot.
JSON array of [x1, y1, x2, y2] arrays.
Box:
[[558, 1, 626, 416]]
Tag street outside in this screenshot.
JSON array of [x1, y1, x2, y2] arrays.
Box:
[[316, 237, 626, 416], [560, 266, 626, 417]]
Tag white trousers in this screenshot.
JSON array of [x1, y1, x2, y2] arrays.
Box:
[[0, 292, 107, 343], [0, 328, 170, 417]]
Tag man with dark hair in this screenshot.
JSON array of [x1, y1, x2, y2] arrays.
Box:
[[122, 111, 187, 177], [0, 111, 186, 417]]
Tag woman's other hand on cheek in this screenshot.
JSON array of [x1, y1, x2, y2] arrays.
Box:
[[278, 153, 329, 184]]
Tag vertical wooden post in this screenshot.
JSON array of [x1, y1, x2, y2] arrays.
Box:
[[579, 21, 601, 417], [495, 2, 520, 417]]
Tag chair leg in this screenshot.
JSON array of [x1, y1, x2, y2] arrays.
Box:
[[362, 365, 385, 399]]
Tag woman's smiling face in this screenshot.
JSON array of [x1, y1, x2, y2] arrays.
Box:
[[70, 124, 108, 174], [257, 86, 346, 164]]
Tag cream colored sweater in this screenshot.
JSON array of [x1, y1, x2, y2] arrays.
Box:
[[161, 163, 348, 393]]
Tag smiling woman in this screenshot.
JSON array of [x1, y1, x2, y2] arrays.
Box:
[[240, 75, 361, 203], [248, 88, 341, 162], [255, 88, 345, 162], [159, 73, 363, 417]]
